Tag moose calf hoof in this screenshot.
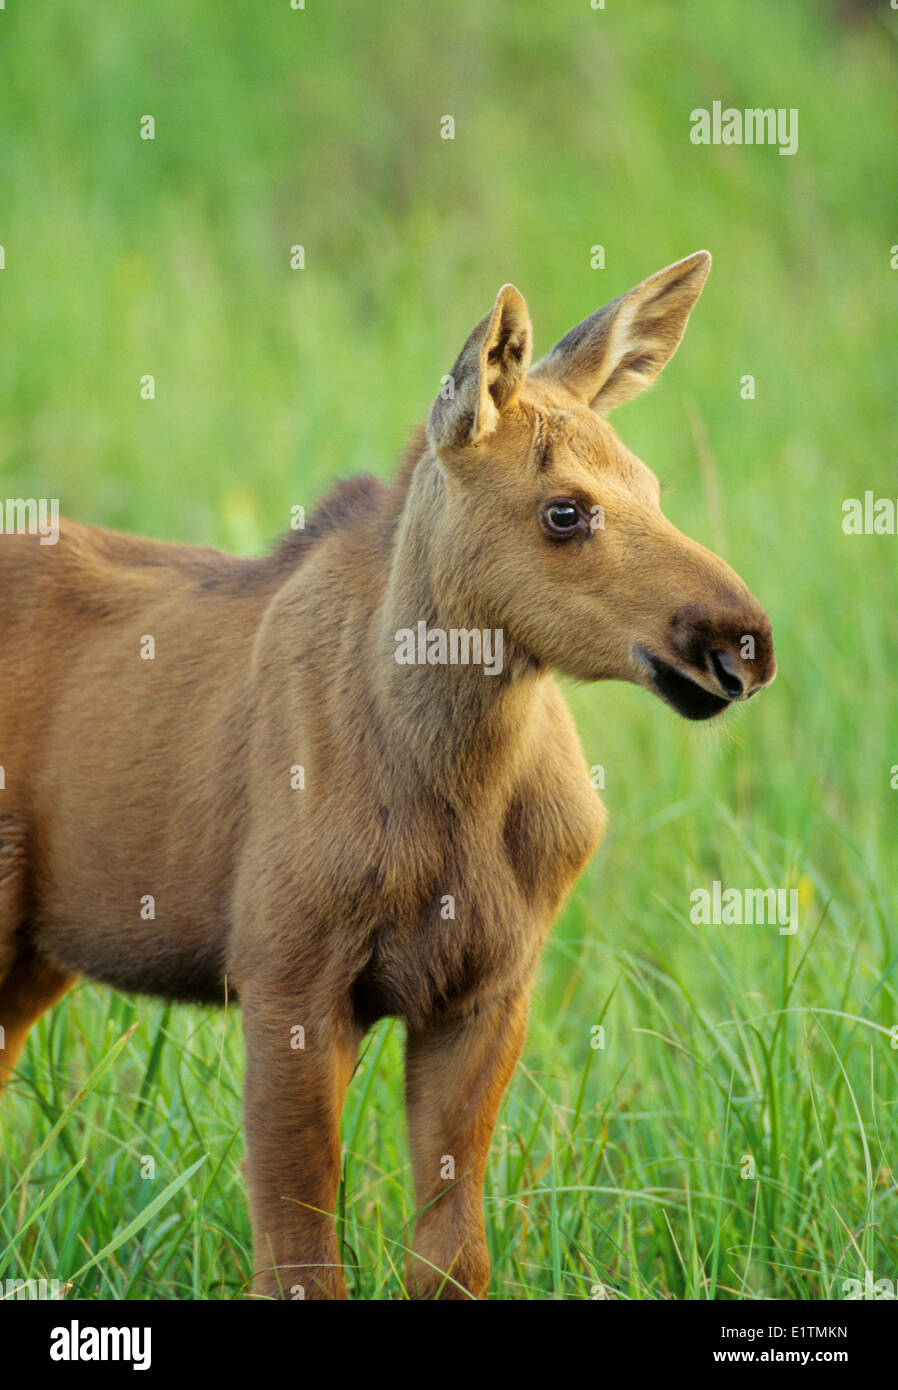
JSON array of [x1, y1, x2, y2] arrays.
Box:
[[409, 1247, 490, 1301]]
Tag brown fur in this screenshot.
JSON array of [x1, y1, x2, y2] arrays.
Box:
[[0, 253, 775, 1298]]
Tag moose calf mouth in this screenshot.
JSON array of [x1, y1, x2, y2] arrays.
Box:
[[636, 647, 731, 721]]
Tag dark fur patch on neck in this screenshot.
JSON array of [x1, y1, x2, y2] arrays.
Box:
[[268, 474, 391, 571]]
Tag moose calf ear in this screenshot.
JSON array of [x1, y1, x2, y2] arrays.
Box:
[[428, 284, 533, 453], [531, 251, 711, 414]]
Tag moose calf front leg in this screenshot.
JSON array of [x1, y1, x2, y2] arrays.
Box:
[[405, 991, 529, 1299], [241, 979, 360, 1299]]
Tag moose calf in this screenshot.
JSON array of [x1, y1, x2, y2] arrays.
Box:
[[0, 252, 775, 1297]]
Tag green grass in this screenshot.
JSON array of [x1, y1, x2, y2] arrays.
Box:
[[1, 0, 896, 1299]]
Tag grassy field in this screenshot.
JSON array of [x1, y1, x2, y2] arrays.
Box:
[[1, 0, 896, 1299]]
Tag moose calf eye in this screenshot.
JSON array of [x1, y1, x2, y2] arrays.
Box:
[[541, 499, 583, 538]]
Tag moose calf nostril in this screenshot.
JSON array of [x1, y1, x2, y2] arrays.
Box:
[[710, 650, 745, 699]]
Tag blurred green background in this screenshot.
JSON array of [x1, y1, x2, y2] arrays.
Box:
[[1, 0, 896, 1299]]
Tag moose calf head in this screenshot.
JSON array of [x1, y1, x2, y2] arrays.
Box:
[[427, 252, 775, 719]]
